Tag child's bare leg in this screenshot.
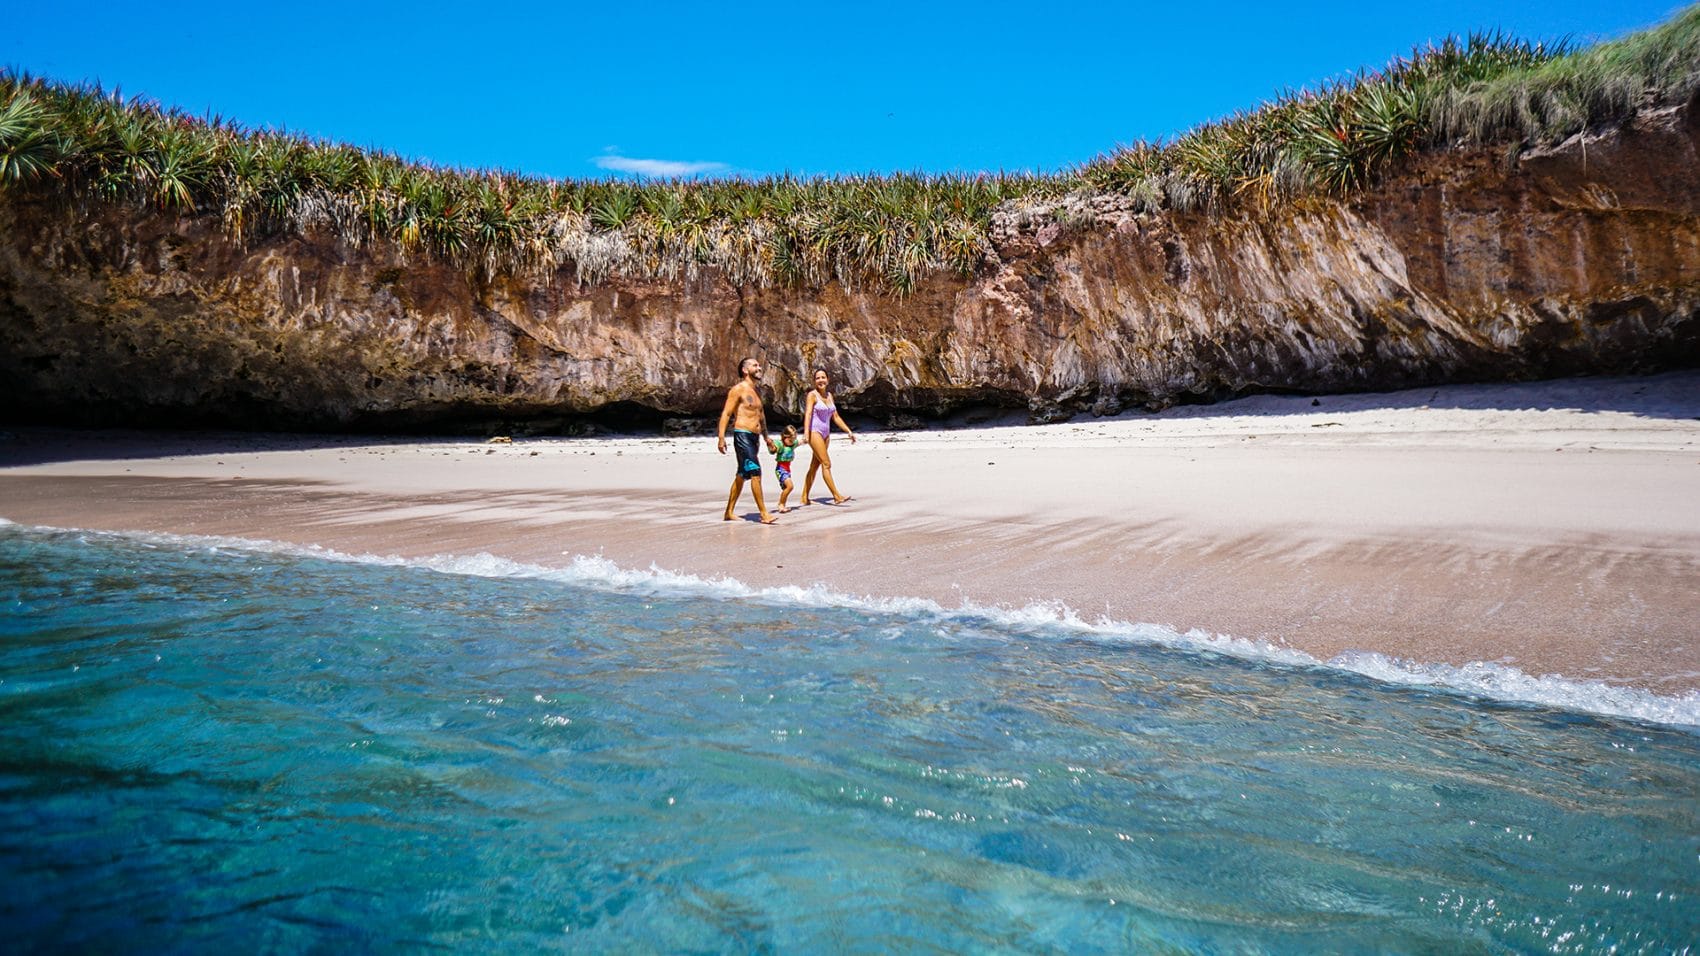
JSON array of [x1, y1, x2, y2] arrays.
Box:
[[778, 480, 793, 512]]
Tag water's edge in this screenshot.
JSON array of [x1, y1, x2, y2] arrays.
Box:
[[4, 516, 1697, 730]]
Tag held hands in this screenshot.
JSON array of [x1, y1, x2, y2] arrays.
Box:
[[716, 436, 727, 454], [767, 440, 779, 453]]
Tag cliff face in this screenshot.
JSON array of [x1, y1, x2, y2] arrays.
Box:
[[2, 101, 1697, 430]]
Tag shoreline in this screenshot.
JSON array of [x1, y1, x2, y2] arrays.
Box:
[[4, 371, 1699, 694]]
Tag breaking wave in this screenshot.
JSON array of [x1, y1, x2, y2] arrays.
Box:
[[6, 519, 1698, 729]]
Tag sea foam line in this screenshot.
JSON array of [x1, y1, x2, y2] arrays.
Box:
[[5, 518, 1698, 729]]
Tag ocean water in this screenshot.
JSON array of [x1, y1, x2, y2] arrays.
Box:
[[1, 523, 1697, 953]]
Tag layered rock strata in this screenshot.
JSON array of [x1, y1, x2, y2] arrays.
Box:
[[2, 102, 1697, 429]]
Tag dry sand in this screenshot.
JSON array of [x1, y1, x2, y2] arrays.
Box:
[[4, 371, 1698, 693]]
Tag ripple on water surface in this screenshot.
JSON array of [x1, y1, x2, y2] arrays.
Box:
[[0, 524, 1696, 952]]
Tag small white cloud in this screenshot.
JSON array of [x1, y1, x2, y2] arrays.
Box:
[[593, 154, 731, 178]]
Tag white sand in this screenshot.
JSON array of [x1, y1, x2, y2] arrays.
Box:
[[4, 371, 1698, 691]]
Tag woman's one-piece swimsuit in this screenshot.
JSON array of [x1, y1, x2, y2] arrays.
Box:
[[809, 398, 835, 438]]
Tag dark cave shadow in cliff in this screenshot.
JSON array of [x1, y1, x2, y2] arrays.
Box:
[[1125, 370, 1700, 426], [1, 370, 1696, 468]]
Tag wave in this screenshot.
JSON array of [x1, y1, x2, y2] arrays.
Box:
[[5, 518, 1698, 729]]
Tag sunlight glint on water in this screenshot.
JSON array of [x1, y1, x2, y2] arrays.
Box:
[[1, 525, 1696, 952]]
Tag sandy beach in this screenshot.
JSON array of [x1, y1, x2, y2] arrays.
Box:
[[4, 371, 1698, 694]]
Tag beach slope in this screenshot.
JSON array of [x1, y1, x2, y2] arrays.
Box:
[[3, 372, 1698, 693]]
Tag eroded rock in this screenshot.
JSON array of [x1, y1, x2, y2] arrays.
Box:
[[1, 104, 1697, 430]]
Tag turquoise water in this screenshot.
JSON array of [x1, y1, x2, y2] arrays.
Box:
[[1, 525, 1697, 953]]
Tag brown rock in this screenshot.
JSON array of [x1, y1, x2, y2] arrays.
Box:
[[1, 103, 1697, 430]]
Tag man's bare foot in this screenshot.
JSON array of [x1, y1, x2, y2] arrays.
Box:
[[723, 512, 735, 521], [760, 514, 779, 525], [831, 496, 853, 505], [778, 506, 791, 513]]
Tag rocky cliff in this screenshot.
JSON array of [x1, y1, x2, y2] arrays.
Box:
[[2, 100, 1697, 431]]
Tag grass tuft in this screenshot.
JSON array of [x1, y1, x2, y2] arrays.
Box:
[[2, 6, 1696, 295]]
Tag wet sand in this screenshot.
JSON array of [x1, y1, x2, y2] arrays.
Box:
[[4, 372, 1699, 692]]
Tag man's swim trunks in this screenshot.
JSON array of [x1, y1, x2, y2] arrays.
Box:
[[733, 429, 762, 479]]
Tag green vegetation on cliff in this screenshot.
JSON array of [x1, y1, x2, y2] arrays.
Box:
[[2, 7, 1696, 295]]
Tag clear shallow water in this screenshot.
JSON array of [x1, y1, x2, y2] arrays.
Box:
[[1, 525, 1697, 953]]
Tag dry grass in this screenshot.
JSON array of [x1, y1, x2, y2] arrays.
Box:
[[2, 7, 1694, 294]]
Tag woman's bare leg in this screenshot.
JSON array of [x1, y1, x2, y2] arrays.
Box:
[[808, 433, 847, 503], [802, 445, 820, 504]]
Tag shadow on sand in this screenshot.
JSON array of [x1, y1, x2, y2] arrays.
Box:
[[0, 430, 515, 469], [3, 370, 1696, 468]]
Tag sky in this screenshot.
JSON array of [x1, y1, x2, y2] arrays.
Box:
[[7, 1, 1689, 181]]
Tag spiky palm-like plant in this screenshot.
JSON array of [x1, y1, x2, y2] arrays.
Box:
[[0, 87, 63, 184], [588, 187, 637, 231], [0, 8, 1693, 295], [150, 124, 212, 210]]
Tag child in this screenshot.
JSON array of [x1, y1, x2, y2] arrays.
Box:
[[771, 426, 800, 513]]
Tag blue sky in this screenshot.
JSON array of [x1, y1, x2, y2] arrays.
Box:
[[8, 1, 1688, 181]]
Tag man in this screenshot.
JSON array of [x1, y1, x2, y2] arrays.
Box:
[[717, 356, 779, 524]]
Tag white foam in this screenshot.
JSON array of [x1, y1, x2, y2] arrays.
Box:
[[5, 519, 1698, 729]]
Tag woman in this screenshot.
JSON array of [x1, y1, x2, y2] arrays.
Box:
[[801, 368, 857, 505]]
